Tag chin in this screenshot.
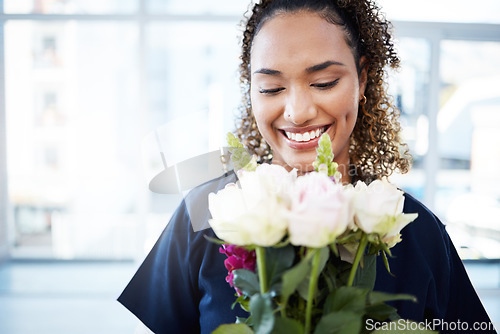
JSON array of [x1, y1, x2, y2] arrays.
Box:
[[287, 160, 316, 174]]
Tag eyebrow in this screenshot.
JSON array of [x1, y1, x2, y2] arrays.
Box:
[[253, 68, 282, 76], [253, 60, 345, 76], [306, 60, 345, 73]]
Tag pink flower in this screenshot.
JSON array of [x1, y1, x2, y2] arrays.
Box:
[[288, 172, 352, 248], [220, 244, 256, 295]]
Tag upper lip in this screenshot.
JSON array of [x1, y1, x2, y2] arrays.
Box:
[[279, 123, 332, 133]]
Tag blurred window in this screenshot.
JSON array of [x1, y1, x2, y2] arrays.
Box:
[[387, 38, 431, 200], [146, 0, 248, 15], [4, 0, 138, 14], [1, 1, 499, 260], [5, 21, 141, 259], [379, 0, 500, 24], [1, 1, 244, 260], [436, 41, 500, 259], [388, 33, 500, 259]]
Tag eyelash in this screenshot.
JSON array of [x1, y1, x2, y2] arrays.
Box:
[[259, 87, 285, 95], [259, 79, 340, 95], [311, 79, 340, 89]]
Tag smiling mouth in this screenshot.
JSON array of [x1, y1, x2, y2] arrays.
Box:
[[282, 125, 330, 143]]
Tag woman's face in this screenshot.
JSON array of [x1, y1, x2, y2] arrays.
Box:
[[250, 11, 367, 175]]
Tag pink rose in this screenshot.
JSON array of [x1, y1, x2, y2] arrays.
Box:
[[288, 172, 352, 248]]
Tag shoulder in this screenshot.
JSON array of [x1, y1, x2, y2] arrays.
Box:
[[117, 172, 238, 333], [401, 192, 449, 246], [184, 170, 238, 204], [402, 192, 440, 224], [395, 191, 452, 277], [379, 191, 454, 282], [375, 191, 453, 319], [145, 170, 237, 257]]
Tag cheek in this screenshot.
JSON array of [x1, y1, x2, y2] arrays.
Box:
[[251, 94, 279, 131], [322, 94, 356, 123], [348, 109, 359, 131], [330, 85, 359, 122], [250, 107, 271, 143], [342, 104, 358, 132], [250, 90, 262, 123]]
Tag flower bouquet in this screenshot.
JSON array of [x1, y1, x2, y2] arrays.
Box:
[[208, 133, 436, 334]]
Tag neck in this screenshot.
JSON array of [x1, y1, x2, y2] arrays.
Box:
[[270, 158, 354, 184], [336, 163, 352, 185]]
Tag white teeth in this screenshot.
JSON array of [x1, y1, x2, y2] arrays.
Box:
[[285, 127, 326, 142]]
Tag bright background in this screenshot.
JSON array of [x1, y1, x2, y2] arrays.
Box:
[[0, 0, 499, 332]]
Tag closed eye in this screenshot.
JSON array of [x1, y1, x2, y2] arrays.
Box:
[[259, 87, 285, 95], [311, 79, 339, 90]]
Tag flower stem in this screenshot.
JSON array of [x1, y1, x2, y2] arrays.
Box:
[[347, 233, 368, 287], [255, 246, 267, 294], [305, 248, 321, 334]]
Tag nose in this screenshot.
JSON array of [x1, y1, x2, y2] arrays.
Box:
[[284, 86, 317, 125]]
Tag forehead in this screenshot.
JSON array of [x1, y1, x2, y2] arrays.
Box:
[[250, 12, 355, 69]]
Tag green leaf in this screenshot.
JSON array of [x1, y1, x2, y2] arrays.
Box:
[[281, 256, 311, 307], [323, 262, 339, 293], [250, 294, 275, 334], [212, 323, 254, 334], [314, 311, 362, 334], [232, 147, 253, 172], [233, 269, 260, 297], [271, 317, 304, 334], [297, 275, 310, 300], [297, 247, 330, 300], [379, 238, 393, 258], [364, 303, 399, 322], [317, 247, 331, 278], [364, 291, 416, 322], [265, 245, 296, 290], [329, 243, 339, 257], [235, 316, 250, 324], [233, 294, 250, 312], [353, 254, 376, 290], [227, 132, 244, 148], [381, 251, 394, 277], [323, 286, 368, 314], [369, 320, 438, 333], [367, 291, 417, 305], [203, 235, 226, 245], [226, 133, 254, 171]]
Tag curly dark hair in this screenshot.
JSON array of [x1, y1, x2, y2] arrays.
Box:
[[236, 0, 411, 182]]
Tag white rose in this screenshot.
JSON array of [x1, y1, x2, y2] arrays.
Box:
[[208, 164, 294, 246], [288, 172, 352, 248], [352, 179, 418, 247], [208, 183, 250, 245], [238, 163, 296, 204]]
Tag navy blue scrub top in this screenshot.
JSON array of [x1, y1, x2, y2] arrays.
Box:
[[118, 172, 496, 334]]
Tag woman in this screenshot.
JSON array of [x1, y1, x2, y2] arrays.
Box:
[[119, 0, 495, 333]]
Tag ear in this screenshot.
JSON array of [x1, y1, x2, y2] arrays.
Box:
[[358, 56, 368, 97]]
